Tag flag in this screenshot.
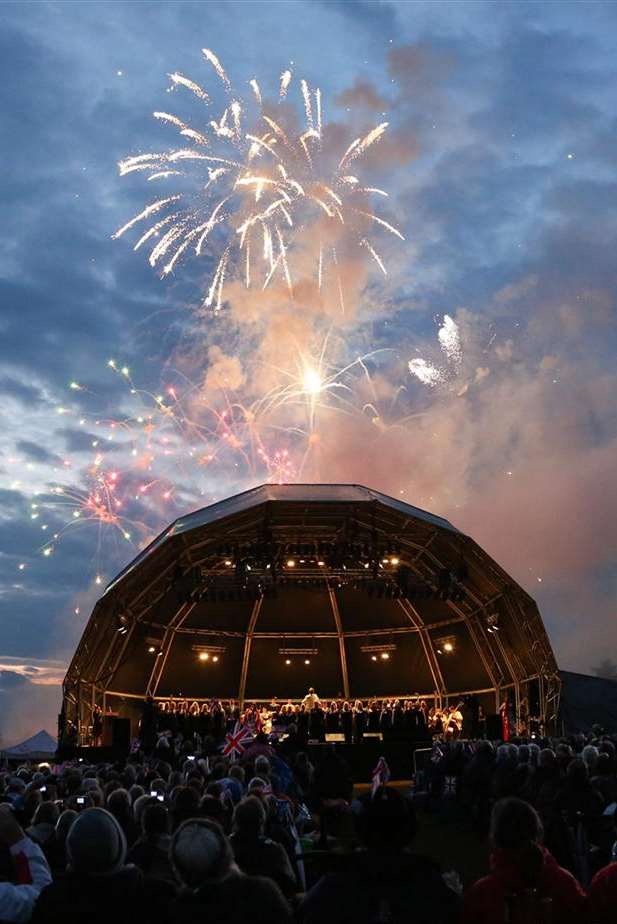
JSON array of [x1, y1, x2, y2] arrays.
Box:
[[371, 756, 391, 798], [221, 721, 253, 760]]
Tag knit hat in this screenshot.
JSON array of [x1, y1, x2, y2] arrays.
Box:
[[170, 818, 232, 888], [66, 807, 126, 876]]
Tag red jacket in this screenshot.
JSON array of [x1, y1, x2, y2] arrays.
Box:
[[463, 846, 586, 924], [589, 861, 617, 923]]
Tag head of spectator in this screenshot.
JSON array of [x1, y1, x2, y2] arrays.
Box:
[[66, 807, 127, 876], [538, 748, 557, 770], [28, 800, 60, 845], [140, 802, 169, 843], [582, 744, 600, 775], [517, 744, 530, 765], [200, 794, 227, 827], [170, 785, 200, 831], [229, 765, 245, 789], [254, 756, 271, 780], [56, 809, 78, 848], [489, 797, 545, 887], [129, 783, 145, 805], [565, 757, 590, 790], [170, 818, 233, 888], [107, 788, 132, 823], [232, 796, 265, 840], [133, 793, 156, 827], [247, 776, 270, 797], [357, 787, 416, 853]]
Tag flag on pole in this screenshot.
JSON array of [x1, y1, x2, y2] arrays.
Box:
[[371, 755, 391, 798], [221, 721, 253, 760]]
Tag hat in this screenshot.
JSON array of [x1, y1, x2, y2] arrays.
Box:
[[170, 819, 232, 888], [66, 807, 126, 876]]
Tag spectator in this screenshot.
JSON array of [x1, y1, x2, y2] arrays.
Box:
[[168, 818, 292, 923], [48, 810, 77, 877], [589, 825, 617, 924], [31, 807, 173, 924], [27, 803, 60, 860], [127, 802, 174, 883], [0, 804, 52, 923], [230, 796, 297, 898], [463, 797, 586, 923], [301, 787, 459, 924], [106, 789, 139, 847]]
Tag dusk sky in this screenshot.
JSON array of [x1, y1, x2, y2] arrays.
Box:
[[1, 0, 616, 744]]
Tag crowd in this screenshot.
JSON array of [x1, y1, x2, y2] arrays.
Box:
[[1, 729, 617, 923]]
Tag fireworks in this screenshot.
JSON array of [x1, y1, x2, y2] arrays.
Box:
[[113, 49, 403, 310], [408, 315, 462, 388]]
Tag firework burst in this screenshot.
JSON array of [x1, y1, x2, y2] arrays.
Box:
[[113, 49, 403, 311]]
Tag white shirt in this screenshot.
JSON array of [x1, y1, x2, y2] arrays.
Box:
[[302, 692, 320, 711], [0, 836, 52, 923]]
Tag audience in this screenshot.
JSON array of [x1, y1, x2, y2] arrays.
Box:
[[2, 726, 617, 924], [463, 797, 586, 923]]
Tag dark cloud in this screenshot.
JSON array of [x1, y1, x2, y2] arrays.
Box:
[[0, 377, 45, 406], [16, 440, 62, 466]]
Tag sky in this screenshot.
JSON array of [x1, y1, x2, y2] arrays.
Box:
[[1, 0, 616, 745]]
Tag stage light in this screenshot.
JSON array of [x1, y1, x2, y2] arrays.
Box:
[[148, 646, 156, 654], [286, 559, 296, 568], [199, 652, 210, 661], [390, 557, 400, 565], [371, 655, 377, 662], [285, 659, 291, 665], [380, 652, 390, 660], [443, 641, 454, 653], [212, 655, 219, 662], [304, 659, 310, 665], [224, 559, 232, 566]]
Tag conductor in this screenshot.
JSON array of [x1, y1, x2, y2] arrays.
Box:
[[302, 687, 321, 711]]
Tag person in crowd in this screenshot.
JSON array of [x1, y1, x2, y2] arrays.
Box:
[[301, 688, 320, 711], [127, 802, 174, 882], [463, 797, 587, 923], [168, 818, 292, 923], [47, 810, 77, 877], [31, 807, 173, 924], [26, 802, 60, 863], [106, 788, 139, 847], [0, 804, 52, 923], [229, 796, 297, 898], [301, 786, 460, 924], [588, 807, 617, 924]]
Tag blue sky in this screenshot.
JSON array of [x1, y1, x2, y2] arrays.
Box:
[[1, 0, 616, 742]]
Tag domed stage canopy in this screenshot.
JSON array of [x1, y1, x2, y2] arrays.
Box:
[[63, 484, 561, 742]]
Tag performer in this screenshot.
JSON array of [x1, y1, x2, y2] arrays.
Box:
[[91, 704, 103, 747], [499, 696, 511, 742], [302, 687, 321, 711]]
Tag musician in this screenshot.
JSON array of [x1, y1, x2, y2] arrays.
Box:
[[302, 687, 321, 711], [499, 696, 511, 742], [326, 701, 340, 734], [353, 699, 367, 744], [341, 700, 353, 744]]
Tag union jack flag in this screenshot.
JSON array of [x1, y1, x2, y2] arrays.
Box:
[[221, 721, 253, 760], [371, 755, 391, 798]]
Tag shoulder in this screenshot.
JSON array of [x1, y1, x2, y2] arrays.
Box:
[[591, 861, 617, 890]]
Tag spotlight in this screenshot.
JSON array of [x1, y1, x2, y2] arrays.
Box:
[[224, 559, 232, 566], [317, 560, 325, 566], [212, 655, 219, 662], [371, 655, 377, 662], [199, 652, 210, 661], [390, 557, 400, 566], [148, 646, 156, 654], [443, 641, 454, 653], [286, 559, 296, 568], [304, 659, 310, 665], [380, 652, 390, 660], [285, 659, 291, 665]]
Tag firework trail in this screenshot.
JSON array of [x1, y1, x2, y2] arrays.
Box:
[[113, 49, 403, 311]]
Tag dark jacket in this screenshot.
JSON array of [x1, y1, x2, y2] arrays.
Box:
[[229, 832, 297, 897], [300, 850, 459, 924], [31, 864, 174, 924], [169, 869, 292, 924]]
